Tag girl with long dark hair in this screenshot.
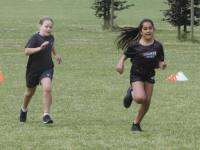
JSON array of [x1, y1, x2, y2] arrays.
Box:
[[116, 19, 167, 132]]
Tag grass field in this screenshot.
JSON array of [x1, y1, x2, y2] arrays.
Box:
[[1, 0, 200, 149]]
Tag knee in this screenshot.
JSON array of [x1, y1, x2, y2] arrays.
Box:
[[25, 91, 34, 98], [43, 87, 51, 94], [134, 96, 146, 104]]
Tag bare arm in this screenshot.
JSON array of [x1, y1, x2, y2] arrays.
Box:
[[116, 54, 127, 74], [52, 45, 62, 64], [24, 41, 49, 55]]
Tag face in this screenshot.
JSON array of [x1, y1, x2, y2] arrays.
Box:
[[39, 20, 53, 37], [140, 22, 154, 40]]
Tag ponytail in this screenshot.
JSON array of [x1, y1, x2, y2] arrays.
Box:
[[115, 19, 154, 50], [115, 26, 141, 50]]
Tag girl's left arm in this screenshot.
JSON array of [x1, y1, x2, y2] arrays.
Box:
[[52, 45, 62, 64], [158, 61, 167, 69], [158, 44, 166, 69]]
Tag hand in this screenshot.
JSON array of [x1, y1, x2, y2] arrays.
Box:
[[116, 63, 124, 74], [40, 41, 49, 50], [54, 55, 62, 64], [159, 61, 167, 69]]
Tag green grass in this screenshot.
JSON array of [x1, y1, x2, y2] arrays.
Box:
[[1, 0, 200, 149]]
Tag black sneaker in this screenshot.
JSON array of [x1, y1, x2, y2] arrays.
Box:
[[131, 123, 143, 132], [123, 87, 133, 108], [43, 115, 53, 124], [20, 109, 27, 122]]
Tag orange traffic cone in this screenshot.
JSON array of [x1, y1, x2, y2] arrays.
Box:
[[166, 73, 177, 81], [0, 71, 5, 82]]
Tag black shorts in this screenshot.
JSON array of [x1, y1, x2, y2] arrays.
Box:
[[26, 69, 54, 88], [130, 74, 155, 84]]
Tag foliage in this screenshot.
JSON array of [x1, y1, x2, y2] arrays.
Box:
[[91, 0, 134, 29], [161, 0, 200, 39]]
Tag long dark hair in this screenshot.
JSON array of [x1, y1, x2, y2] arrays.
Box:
[[115, 19, 154, 50]]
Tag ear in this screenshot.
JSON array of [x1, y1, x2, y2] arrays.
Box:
[[38, 24, 42, 29]]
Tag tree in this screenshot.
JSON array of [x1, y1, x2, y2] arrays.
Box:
[[161, 0, 200, 40], [91, 0, 134, 29]]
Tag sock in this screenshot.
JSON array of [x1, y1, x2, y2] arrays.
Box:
[[21, 108, 27, 112], [43, 113, 49, 116]]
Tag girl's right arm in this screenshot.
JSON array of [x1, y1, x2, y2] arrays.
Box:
[[24, 41, 49, 55], [116, 54, 127, 74]]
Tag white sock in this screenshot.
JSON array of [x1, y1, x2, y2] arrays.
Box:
[[43, 113, 49, 116], [21, 108, 27, 112]]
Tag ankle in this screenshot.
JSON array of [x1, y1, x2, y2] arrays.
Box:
[[21, 108, 28, 112], [43, 113, 49, 116]]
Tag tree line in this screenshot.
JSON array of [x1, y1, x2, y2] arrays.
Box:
[[91, 0, 200, 40]]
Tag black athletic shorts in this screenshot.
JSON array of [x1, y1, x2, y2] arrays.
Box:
[[130, 74, 155, 84], [26, 69, 54, 88]]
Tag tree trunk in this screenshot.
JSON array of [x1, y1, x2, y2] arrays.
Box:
[[184, 24, 187, 38], [111, 0, 114, 28], [178, 26, 181, 40], [106, 2, 110, 29], [103, 1, 107, 29], [103, 1, 110, 29]]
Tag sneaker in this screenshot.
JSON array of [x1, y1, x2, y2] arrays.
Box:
[[20, 109, 27, 122], [123, 86, 133, 108], [131, 123, 143, 132], [43, 115, 53, 124]]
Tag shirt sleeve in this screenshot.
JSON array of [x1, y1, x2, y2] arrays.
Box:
[[25, 34, 36, 48], [123, 45, 136, 58], [159, 44, 164, 62]]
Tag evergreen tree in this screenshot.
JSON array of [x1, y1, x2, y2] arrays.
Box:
[[91, 0, 134, 29], [161, 0, 200, 39]]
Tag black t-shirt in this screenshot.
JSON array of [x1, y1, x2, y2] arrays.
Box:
[[124, 40, 164, 76], [25, 33, 54, 76]]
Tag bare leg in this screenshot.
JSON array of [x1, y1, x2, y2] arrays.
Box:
[[22, 87, 37, 109], [41, 77, 52, 114], [131, 81, 154, 124]]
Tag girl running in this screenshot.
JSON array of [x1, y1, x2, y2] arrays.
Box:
[[116, 19, 167, 131], [20, 16, 62, 124]]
